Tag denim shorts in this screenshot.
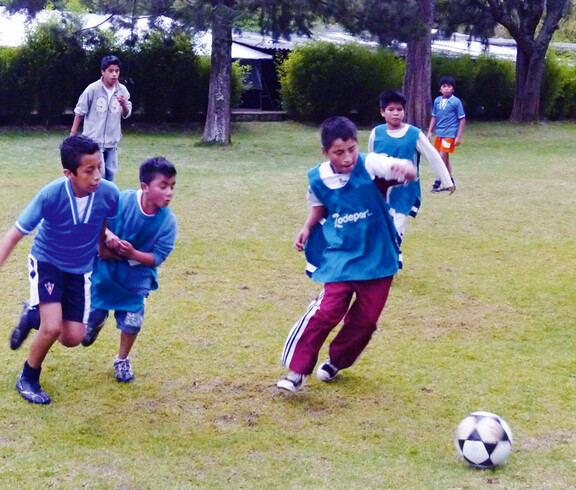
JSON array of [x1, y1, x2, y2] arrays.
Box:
[[88, 305, 147, 335]]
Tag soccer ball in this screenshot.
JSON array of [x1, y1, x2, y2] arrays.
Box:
[[455, 411, 513, 469]]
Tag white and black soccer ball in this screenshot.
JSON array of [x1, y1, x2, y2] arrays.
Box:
[[455, 411, 513, 469]]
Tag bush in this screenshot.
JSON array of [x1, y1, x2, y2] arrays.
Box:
[[0, 20, 246, 125], [280, 42, 404, 123], [541, 55, 576, 120]]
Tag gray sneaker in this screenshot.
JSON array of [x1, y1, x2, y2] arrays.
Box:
[[114, 356, 134, 383], [316, 360, 339, 382], [277, 371, 305, 393]]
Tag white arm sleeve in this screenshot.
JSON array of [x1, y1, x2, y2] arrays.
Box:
[[365, 153, 414, 182], [416, 132, 452, 188]]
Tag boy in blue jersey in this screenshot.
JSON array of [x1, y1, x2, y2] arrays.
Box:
[[369, 90, 454, 240], [81, 157, 177, 383], [0, 135, 119, 404], [277, 116, 418, 393], [427, 76, 466, 191]]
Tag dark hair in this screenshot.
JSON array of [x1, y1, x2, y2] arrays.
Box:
[[320, 116, 357, 150], [60, 134, 100, 174], [439, 75, 456, 88], [101, 55, 121, 71], [379, 90, 406, 109], [139, 157, 177, 185]]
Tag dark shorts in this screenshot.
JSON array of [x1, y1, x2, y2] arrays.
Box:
[[27, 254, 91, 324]]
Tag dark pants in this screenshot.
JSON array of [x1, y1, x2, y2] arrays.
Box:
[[283, 276, 394, 375]]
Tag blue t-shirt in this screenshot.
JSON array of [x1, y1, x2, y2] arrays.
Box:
[[432, 95, 466, 138], [91, 189, 177, 311], [15, 177, 119, 274]]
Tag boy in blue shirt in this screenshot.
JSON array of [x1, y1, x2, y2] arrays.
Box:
[[0, 135, 119, 404], [277, 116, 417, 393], [427, 76, 466, 191], [81, 157, 177, 383], [369, 90, 454, 240]]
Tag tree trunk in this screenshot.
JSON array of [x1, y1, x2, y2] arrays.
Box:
[[202, 11, 233, 145], [509, 45, 547, 122], [403, 0, 433, 130]]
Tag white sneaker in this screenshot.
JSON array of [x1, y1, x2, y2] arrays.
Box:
[[277, 371, 305, 393], [316, 361, 339, 382]]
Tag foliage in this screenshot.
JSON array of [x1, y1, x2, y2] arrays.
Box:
[[0, 122, 576, 486], [325, 0, 428, 45], [0, 18, 246, 124], [436, 0, 572, 121], [124, 30, 202, 123], [544, 55, 576, 119], [279, 42, 405, 123], [12, 16, 87, 124]]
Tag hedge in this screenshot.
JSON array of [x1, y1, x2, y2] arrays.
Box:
[[0, 20, 245, 125]]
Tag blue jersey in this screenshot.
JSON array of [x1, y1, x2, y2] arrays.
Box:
[[15, 177, 119, 274], [91, 189, 177, 311], [307, 154, 400, 283], [432, 95, 466, 138], [372, 124, 421, 217]]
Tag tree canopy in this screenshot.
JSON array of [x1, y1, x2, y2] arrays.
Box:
[[438, 0, 572, 121]]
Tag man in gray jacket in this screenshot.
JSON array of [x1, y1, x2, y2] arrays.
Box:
[[70, 55, 132, 182]]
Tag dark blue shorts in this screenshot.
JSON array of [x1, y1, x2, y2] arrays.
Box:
[[27, 254, 91, 324]]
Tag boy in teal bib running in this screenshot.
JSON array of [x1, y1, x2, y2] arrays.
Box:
[[277, 117, 417, 393]]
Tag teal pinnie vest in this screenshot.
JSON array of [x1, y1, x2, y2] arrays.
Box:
[[306, 153, 400, 283], [372, 124, 421, 217]]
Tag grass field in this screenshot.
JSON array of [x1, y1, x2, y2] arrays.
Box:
[[0, 121, 575, 488]]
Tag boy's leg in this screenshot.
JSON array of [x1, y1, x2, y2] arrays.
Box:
[[119, 331, 138, 359], [10, 300, 40, 350], [82, 308, 109, 347], [102, 147, 118, 181], [16, 302, 63, 405], [283, 282, 353, 376], [440, 151, 452, 177], [327, 276, 394, 370], [113, 308, 145, 382]]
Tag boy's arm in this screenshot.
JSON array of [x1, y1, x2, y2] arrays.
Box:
[[70, 115, 83, 135], [294, 205, 325, 251], [416, 133, 455, 194], [116, 94, 132, 119], [0, 227, 25, 270], [455, 117, 466, 146], [367, 129, 375, 153], [114, 240, 155, 266], [366, 153, 418, 183], [427, 116, 436, 140]]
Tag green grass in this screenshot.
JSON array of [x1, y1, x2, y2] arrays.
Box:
[[0, 121, 575, 488]]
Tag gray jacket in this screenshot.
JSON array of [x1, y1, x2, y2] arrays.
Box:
[[74, 78, 132, 148]]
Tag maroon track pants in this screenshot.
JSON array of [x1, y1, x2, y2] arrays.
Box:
[[286, 276, 394, 375]]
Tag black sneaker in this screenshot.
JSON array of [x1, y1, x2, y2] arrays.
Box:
[[82, 318, 106, 347], [431, 179, 441, 192], [16, 373, 51, 405], [316, 361, 339, 382], [10, 301, 39, 350]]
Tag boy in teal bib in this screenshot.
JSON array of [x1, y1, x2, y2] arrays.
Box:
[[278, 117, 417, 393]]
